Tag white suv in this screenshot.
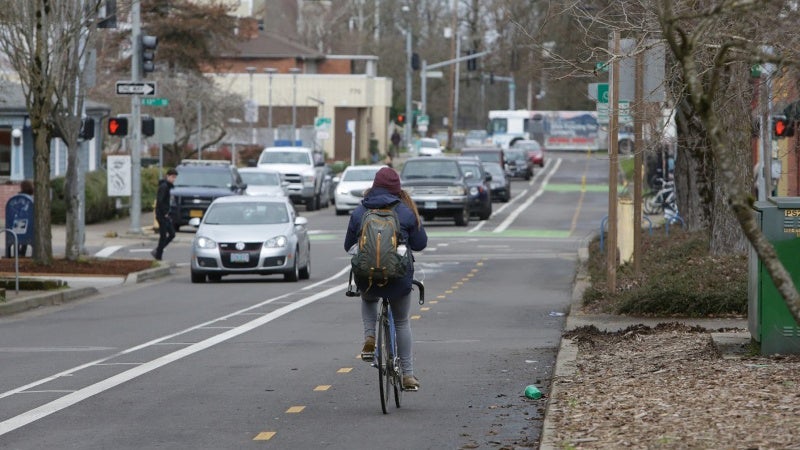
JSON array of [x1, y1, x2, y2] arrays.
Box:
[[257, 146, 330, 211], [418, 138, 444, 156]]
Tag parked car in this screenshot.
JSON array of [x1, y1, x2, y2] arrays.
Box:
[[333, 165, 386, 215], [170, 160, 248, 231], [400, 157, 471, 226], [512, 139, 545, 168], [504, 148, 533, 180], [238, 167, 287, 197], [418, 137, 444, 157], [482, 162, 511, 202], [455, 157, 493, 220], [465, 129, 489, 147], [460, 146, 505, 169], [188, 195, 311, 283]]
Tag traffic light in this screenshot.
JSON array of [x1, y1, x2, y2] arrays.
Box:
[[772, 115, 794, 138], [79, 117, 95, 140], [107, 117, 128, 137], [466, 49, 477, 71], [411, 53, 420, 71], [397, 114, 405, 125], [142, 116, 155, 137], [141, 35, 158, 75]]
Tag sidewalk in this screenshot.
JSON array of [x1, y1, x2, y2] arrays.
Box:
[[538, 246, 750, 450], [0, 212, 176, 316]]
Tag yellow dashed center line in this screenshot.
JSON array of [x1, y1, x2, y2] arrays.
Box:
[[286, 406, 305, 413], [420, 307, 430, 311], [445, 290, 453, 294], [429, 300, 438, 304], [411, 315, 421, 320], [461, 277, 470, 281], [476, 261, 484, 266], [466, 273, 474, 277], [337, 367, 353, 373], [471, 268, 479, 273], [314, 385, 331, 391], [437, 295, 446, 299], [253, 432, 276, 441]]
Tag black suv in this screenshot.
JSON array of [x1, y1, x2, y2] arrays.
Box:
[[400, 156, 471, 226], [171, 160, 247, 230]]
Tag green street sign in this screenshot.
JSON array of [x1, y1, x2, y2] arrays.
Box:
[[595, 61, 609, 73], [141, 97, 169, 106], [597, 83, 609, 104]]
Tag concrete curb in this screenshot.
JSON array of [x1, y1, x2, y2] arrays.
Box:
[[0, 264, 174, 316]]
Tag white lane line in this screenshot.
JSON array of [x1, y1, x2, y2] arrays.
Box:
[[93, 246, 124, 258], [493, 158, 562, 233], [0, 280, 348, 436]]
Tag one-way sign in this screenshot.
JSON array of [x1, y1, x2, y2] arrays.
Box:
[[115, 81, 156, 96]]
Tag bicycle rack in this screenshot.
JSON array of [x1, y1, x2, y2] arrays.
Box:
[[664, 213, 686, 235], [599, 215, 653, 253], [2, 229, 20, 294]]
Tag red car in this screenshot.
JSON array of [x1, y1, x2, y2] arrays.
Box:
[[512, 139, 545, 168]]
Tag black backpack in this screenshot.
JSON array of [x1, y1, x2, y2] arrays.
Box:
[[351, 203, 409, 289]]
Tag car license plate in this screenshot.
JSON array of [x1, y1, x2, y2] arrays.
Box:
[[190, 209, 203, 218], [424, 201, 437, 210], [230, 252, 250, 263]]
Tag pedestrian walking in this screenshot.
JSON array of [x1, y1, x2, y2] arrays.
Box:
[[390, 130, 401, 157], [152, 168, 178, 261]]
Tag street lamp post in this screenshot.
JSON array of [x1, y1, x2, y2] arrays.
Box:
[[403, 5, 412, 152], [290, 68, 301, 145], [264, 68, 277, 135], [246, 66, 256, 145]]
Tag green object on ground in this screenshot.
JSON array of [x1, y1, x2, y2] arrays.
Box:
[[524, 385, 542, 399]]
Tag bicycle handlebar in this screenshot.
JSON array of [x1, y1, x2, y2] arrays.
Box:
[[412, 279, 425, 305]]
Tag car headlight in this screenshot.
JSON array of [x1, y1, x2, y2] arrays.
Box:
[[264, 235, 288, 248], [469, 186, 479, 196], [194, 236, 217, 249], [448, 186, 465, 195], [302, 174, 315, 186]]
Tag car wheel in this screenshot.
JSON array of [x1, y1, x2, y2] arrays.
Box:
[[284, 251, 300, 282], [306, 195, 318, 212], [503, 189, 511, 202], [174, 225, 181, 232], [539, 161, 545, 168], [525, 171, 532, 181], [454, 208, 470, 226], [479, 203, 492, 220], [191, 271, 206, 283], [335, 208, 348, 216], [299, 249, 310, 280]]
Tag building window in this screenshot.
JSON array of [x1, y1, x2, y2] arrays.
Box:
[[0, 130, 11, 177]]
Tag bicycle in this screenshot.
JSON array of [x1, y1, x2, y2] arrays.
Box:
[[346, 274, 425, 414], [643, 176, 676, 215]]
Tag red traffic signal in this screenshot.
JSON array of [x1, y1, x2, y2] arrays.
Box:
[[108, 117, 128, 136], [397, 114, 405, 125], [773, 115, 794, 138]]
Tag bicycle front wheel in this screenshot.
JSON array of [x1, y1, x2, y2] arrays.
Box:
[[643, 192, 663, 215], [377, 312, 390, 414]]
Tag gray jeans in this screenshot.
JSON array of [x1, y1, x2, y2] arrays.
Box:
[[362, 292, 413, 376]]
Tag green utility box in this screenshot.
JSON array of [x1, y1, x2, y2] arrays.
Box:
[[750, 197, 800, 355]]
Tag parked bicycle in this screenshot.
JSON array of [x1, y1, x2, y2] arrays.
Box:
[[346, 276, 424, 414], [643, 176, 676, 215]]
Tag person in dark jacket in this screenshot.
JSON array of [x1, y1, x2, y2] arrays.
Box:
[[152, 168, 178, 261], [344, 167, 428, 390]]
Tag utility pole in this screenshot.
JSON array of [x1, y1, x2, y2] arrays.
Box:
[[606, 31, 620, 293], [403, 6, 412, 152], [633, 51, 644, 274], [447, 3, 457, 149], [129, 0, 142, 233]]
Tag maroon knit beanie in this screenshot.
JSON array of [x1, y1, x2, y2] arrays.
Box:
[[372, 167, 401, 195]]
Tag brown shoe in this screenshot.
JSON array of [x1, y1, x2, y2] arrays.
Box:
[[361, 336, 375, 361], [402, 375, 420, 390]]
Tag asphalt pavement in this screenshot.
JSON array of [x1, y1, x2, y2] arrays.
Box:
[[0, 176, 752, 449]]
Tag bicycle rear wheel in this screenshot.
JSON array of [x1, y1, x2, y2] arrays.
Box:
[[376, 310, 390, 414]]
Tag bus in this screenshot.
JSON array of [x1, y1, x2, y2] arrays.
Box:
[[488, 110, 604, 151]]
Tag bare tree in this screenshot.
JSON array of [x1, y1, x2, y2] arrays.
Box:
[[0, 0, 103, 264], [560, 0, 800, 322]]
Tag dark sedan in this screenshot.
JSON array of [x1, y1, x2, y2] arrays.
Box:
[[455, 157, 492, 220], [482, 162, 511, 202], [504, 148, 533, 180]]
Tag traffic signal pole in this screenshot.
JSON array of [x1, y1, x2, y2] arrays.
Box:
[[421, 50, 489, 121], [129, 0, 142, 233]]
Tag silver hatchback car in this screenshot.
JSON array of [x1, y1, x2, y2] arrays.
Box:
[[189, 195, 310, 283]]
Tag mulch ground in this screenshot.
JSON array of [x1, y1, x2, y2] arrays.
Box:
[[0, 258, 155, 277]]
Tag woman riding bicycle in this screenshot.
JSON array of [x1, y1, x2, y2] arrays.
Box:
[[344, 167, 428, 390]]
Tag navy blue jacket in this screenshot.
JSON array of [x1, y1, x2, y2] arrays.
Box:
[[344, 187, 428, 298]]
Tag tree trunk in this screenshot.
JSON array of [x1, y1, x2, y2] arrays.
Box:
[[65, 143, 80, 260], [32, 127, 53, 265], [674, 98, 712, 234]]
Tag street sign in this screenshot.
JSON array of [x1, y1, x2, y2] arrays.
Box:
[[141, 97, 169, 106], [417, 114, 429, 133], [315, 117, 332, 140], [244, 100, 258, 123], [116, 81, 156, 96], [597, 83, 609, 104], [424, 71, 444, 78]]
